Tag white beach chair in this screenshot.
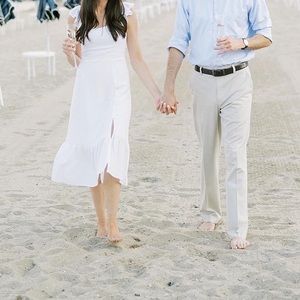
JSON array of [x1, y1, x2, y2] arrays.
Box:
[[22, 51, 56, 80], [22, 20, 56, 80]]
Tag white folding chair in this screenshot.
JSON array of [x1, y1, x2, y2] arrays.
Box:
[[22, 51, 56, 80]]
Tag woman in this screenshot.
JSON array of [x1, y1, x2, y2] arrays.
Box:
[[52, 0, 162, 242]]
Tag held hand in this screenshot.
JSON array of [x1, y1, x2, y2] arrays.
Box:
[[158, 92, 179, 115], [215, 36, 244, 53], [154, 96, 163, 111], [62, 38, 76, 57]]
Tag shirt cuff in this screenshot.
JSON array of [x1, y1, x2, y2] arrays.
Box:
[[255, 27, 272, 42], [168, 39, 189, 57]]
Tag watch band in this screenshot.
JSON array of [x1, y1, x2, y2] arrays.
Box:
[[241, 38, 249, 50]]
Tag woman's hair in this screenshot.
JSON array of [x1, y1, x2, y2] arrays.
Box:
[[76, 0, 127, 44]]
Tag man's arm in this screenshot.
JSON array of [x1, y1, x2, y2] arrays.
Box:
[[247, 34, 272, 50], [160, 0, 190, 114], [216, 0, 272, 54], [161, 48, 184, 114], [216, 34, 271, 53]]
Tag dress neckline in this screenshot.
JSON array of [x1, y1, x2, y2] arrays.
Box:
[[93, 25, 107, 30]]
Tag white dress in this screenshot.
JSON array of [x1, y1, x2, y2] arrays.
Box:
[[52, 3, 133, 187]]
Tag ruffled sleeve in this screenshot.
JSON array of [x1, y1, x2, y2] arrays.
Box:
[[123, 2, 134, 17], [69, 5, 81, 26]]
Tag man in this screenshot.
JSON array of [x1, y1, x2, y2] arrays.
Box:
[[160, 0, 272, 249]]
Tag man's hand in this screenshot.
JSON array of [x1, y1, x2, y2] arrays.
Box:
[[215, 36, 244, 53], [157, 92, 179, 115]]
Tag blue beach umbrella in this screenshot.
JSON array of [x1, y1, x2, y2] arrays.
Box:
[[36, 0, 60, 51], [37, 0, 60, 23], [0, 0, 15, 26], [64, 0, 80, 10]]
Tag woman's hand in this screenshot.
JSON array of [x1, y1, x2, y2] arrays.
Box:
[[62, 38, 76, 57], [155, 95, 163, 111], [158, 92, 179, 115]]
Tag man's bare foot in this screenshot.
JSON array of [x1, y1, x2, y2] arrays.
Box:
[[230, 237, 250, 250], [108, 221, 122, 243], [198, 222, 216, 231], [96, 222, 107, 238]]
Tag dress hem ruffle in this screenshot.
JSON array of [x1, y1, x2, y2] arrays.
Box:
[[51, 137, 129, 187]]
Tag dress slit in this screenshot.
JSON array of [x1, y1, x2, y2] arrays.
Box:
[[98, 119, 121, 185]]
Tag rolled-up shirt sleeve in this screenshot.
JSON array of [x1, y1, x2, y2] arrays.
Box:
[[248, 0, 272, 41], [168, 0, 191, 56]]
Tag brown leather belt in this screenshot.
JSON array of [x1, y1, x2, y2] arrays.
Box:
[[195, 62, 248, 77]]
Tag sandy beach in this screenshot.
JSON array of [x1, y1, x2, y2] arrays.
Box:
[[0, 1, 299, 299]]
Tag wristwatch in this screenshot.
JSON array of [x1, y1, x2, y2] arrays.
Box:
[[241, 38, 249, 50]]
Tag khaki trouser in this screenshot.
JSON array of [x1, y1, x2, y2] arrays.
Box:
[[190, 66, 253, 239]]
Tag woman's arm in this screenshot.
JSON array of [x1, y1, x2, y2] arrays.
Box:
[[63, 16, 82, 67], [126, 12, 161, 108]]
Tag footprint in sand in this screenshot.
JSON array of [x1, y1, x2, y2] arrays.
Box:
[[16, 296, 30, 300], [64, 227, 111, 251], [133, 237, 141, 242], [16, 259, 36, 276], [141, 176, 160, 183], [12, 211, 23, 216], [203, 251, 218, 262], [63, 228, 93, 242], [128, 236, 144, 249], [129, 244, 142, 249], [123, 259, 146, 276], [24, 241, 34, 250], [80, 237, 107, 252]]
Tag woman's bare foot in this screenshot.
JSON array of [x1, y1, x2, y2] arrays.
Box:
[[198, 222, 216, 231], [230, 237, 250, 249], [108, 221, 122, 243], [96, 222, 107, 238]]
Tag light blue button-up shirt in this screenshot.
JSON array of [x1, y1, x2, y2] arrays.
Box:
[[169, 0, 272, 68]]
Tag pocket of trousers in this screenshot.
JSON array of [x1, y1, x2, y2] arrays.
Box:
[[189, 72, 196, 94], [245, 67, 253, 91]]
